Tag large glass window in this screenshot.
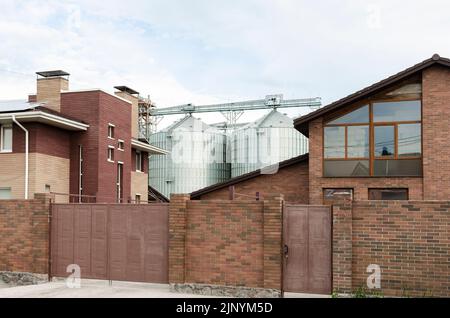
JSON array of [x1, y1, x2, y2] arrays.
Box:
[[373, 100, 421, 122], [324, 127, 345, 158], [324, 100, 422, 177], [398, 123, 421, 157], [374, 126, 395, 157], [328, 105, 369, 124], [347, 126, 369, 158]]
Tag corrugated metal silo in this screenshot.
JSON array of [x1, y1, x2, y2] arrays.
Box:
[[149, 116, 230, 198], [229, 110, 308, 177]]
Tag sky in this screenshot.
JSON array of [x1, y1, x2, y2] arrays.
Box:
[[0, 0, 449, 128]]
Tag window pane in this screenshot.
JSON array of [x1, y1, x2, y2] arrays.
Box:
[[324, 127, 345, 158], [2, 126, 12, 151], [369, 189, 408, 200], [328, 105, 369, 124], [373, 100, 421, 122], [0, 188, 11, 200], [373, 159, 422, 176], [374, 126, 394, 157], [324, 188, 353, 204], [398, 123, 421, 157], [347, 126, 369, 158], [324, 160, 370, 177]]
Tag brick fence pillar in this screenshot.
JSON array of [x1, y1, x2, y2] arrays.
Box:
[[332, 201, 353, 293], [263, 193, 284, 290], [168, 194, 190, 284]]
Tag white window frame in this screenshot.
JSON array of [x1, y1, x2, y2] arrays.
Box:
[[118, 139, 125, 151], [136, 150, 143, 172], [107, 146, 115, 163], [108, 123, 115, 139], [0, 124, 13, 153]]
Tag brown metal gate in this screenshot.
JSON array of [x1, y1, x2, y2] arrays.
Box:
[[50, 203, 169, 283], [283, 204, 332, 294]]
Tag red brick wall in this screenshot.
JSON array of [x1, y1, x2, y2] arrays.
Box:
[[0, 194, 52, 274], [131, 149, 148, 173], [97, 92, 132, 203], [308, 118, 424, 204], [333, 200, 450, 297], [61, 91, 132, 203], [197, 161, 309, 203], [61, 91, 100, 200], [13, 123, 70, 159], [169, 194, 283, 290], [422, 65, 450, 199], [186, 200, 264, 287]]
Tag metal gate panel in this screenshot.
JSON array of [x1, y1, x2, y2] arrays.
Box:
[[73, 205, 91, 278], [90, 206, 108, 279], [283, 204, 331, 294], [109, 206, 129, 282], [51, 203, 169, 284]]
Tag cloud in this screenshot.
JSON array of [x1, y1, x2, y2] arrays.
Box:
[[1, 0, 450, 128]]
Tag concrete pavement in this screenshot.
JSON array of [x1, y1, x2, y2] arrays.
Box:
[[0, 279, 214, 298]]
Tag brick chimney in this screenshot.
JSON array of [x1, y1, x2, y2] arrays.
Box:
[[36, 70, 70, 112], [114, 86, 140, 139]]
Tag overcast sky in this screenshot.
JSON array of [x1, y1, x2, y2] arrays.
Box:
[[1, 0, 449, 128]]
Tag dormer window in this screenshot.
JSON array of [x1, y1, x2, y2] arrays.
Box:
[[324, 100, 422, 177]]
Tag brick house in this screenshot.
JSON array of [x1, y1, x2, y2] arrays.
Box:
[[0, 71, 167, 203], [194, 54, 450, 205]]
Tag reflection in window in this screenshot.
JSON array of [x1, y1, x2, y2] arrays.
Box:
[[374, 126, 394, 157], [328, 105, 369, 124], [324, 160, 370, 177], [347, 126, 369, 158], [369, 188, 408, 200], [324, 127, 345, 158], [398, 123, 421, 157], [373, 100, 421, 122], [373, 159, 422, 176]]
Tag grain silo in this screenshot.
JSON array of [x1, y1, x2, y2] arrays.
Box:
[[229, 110, 308, 177], [149, 115, 230, 198]]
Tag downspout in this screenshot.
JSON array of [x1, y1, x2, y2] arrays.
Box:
[[12, 116, 29, 199]]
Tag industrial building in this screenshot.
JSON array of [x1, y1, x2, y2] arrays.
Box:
[[229, 109, 308, 177], [0, 71, 167, 202], [149, 116, 229, 197], [147, 96, 319, 197]]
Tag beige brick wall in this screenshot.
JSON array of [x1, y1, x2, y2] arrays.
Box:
[[36, 77, 69, 112], [0, 153, 69, 202], [29, 153, 70, 203], [131, 171, 148, 203], [0, 153, 26, 199]]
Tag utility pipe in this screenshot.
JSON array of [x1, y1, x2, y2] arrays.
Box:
[[12, 116, 28, 199]]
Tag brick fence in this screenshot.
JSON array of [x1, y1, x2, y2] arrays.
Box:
[[169, 194, 283, 291], [333, 200, 450, 297], [0, 193, 52, 274]]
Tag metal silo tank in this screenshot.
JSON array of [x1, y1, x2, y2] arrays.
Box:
[[230, 110, 308, 177], [149, 116, 230, 198]]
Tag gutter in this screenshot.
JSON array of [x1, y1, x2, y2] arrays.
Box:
[[0, 111, 89, 131], [12, 116, 29, 199]]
